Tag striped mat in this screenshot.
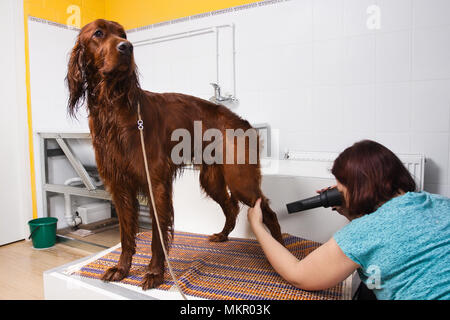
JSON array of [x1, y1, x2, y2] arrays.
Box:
[[73, 231, 349, 300]]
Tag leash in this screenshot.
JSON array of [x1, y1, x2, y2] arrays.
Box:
[[137, 102, 188, 300]]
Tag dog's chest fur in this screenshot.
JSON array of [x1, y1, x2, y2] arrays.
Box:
[[88, 106, 140, 187]]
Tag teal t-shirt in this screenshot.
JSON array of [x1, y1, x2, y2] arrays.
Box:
[[334, 191, 450, 300]]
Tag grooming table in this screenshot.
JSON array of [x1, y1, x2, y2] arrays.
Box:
[[44, 231, 353, 300]]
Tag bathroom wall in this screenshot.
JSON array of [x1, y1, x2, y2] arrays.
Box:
[[126, 0, 450, 197], [24, 0, 450, 225]]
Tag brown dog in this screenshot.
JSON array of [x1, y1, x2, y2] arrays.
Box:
[[66, 19, 283, 290]]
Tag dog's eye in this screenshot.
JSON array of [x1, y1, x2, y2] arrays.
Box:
[[121, 33, 127, 39], [93, 29, 104, 38]]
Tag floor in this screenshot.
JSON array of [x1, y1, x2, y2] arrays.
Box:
[[0, 227, 123, 300]]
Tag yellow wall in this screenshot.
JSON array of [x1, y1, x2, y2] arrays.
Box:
[[24, 0, 264, 30], [24, 0, 106, 27], [106, 0, 264, 30]]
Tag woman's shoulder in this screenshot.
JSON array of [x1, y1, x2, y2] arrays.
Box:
[[419, 191, 450, 206], [382, 191, 450, 215], [333, 193, 421, 246], [333, 213, 377, 246], [335, 191, 450, 243]]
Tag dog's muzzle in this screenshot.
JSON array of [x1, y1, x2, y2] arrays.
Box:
[[117, 41, 133, 55]]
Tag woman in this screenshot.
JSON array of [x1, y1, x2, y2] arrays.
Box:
[[248, 140, 450, 300]]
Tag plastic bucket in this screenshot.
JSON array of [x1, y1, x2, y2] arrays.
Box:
[[28, 217, 58, 249]]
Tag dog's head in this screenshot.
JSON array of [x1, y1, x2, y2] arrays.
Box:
[[67, 19, 137, 116]]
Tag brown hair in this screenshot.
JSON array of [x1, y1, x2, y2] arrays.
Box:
[[331, 140, 416, 218]]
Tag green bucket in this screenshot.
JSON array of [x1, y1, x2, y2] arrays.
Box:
[[28, 217, 58, 249]]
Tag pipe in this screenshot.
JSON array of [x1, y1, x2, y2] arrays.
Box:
[[215, 26, 220, 86], [132, 24, 234, 47], [64, 193, 81, 227], [64, 177, 82, 186], [63, 177, 88, 227], [64, 176, 103, 187], [231, 23, 237, 98], [133, 30, 214, 47], [132, 24, 238, 103]]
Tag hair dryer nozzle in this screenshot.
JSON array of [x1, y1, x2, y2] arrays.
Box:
[[286, 188, 343, 214]]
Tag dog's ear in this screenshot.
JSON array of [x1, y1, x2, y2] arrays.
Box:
[[66, 38, 86, 118]]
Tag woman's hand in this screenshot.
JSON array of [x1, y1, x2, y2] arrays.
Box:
[[247, 196, 358, 291], [315, 185, 337, 194], [247, 198, 263, 228], [316, 185, 349, 217]]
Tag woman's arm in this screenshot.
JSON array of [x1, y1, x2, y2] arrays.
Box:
[[248, 199, 359, 291]]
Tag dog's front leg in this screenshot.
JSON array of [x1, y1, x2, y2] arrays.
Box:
[[101, 187, 138, 282], [141, 181, 174, 290]]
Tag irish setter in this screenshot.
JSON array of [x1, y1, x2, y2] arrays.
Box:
[[66, 19, 283, 290]]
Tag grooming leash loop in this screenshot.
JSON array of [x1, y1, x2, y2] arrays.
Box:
[[137, 102, 187, 300]]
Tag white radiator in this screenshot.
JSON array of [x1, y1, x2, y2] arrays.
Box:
[[284, 151, 425, 191]]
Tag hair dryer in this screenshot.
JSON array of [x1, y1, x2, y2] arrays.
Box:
[[286, 188, 343, 214]]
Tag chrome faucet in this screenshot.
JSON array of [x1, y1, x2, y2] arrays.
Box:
[[209, 83, 238, 105]]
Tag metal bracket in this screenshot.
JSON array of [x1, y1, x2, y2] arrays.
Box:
[[55, 136, 96, 191]]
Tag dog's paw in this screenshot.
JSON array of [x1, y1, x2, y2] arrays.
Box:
[[141, 272, 164, 290], [208, 233, 228, 242], [101, 266, 128, 282]]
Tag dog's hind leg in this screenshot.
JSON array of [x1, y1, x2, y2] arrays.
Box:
[[259, 196, 284, 245], [102, 186, 139, 282], [199, 165, 240, 242], [224, 164, 284, 246]]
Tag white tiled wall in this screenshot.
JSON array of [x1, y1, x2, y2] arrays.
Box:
[[129, 0, 450, 197]]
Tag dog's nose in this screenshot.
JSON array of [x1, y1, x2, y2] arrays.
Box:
[[117, 41, 133, 55]]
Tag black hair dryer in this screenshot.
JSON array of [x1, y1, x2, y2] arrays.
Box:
[[286, 188, 343, 214]]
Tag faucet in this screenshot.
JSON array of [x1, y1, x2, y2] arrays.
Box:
[[209, 83, 238, 105]]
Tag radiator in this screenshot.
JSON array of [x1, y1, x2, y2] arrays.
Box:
[[284, 151, 425, 191]]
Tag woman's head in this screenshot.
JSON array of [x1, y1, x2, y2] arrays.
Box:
[[332, 140, 416, 218]]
